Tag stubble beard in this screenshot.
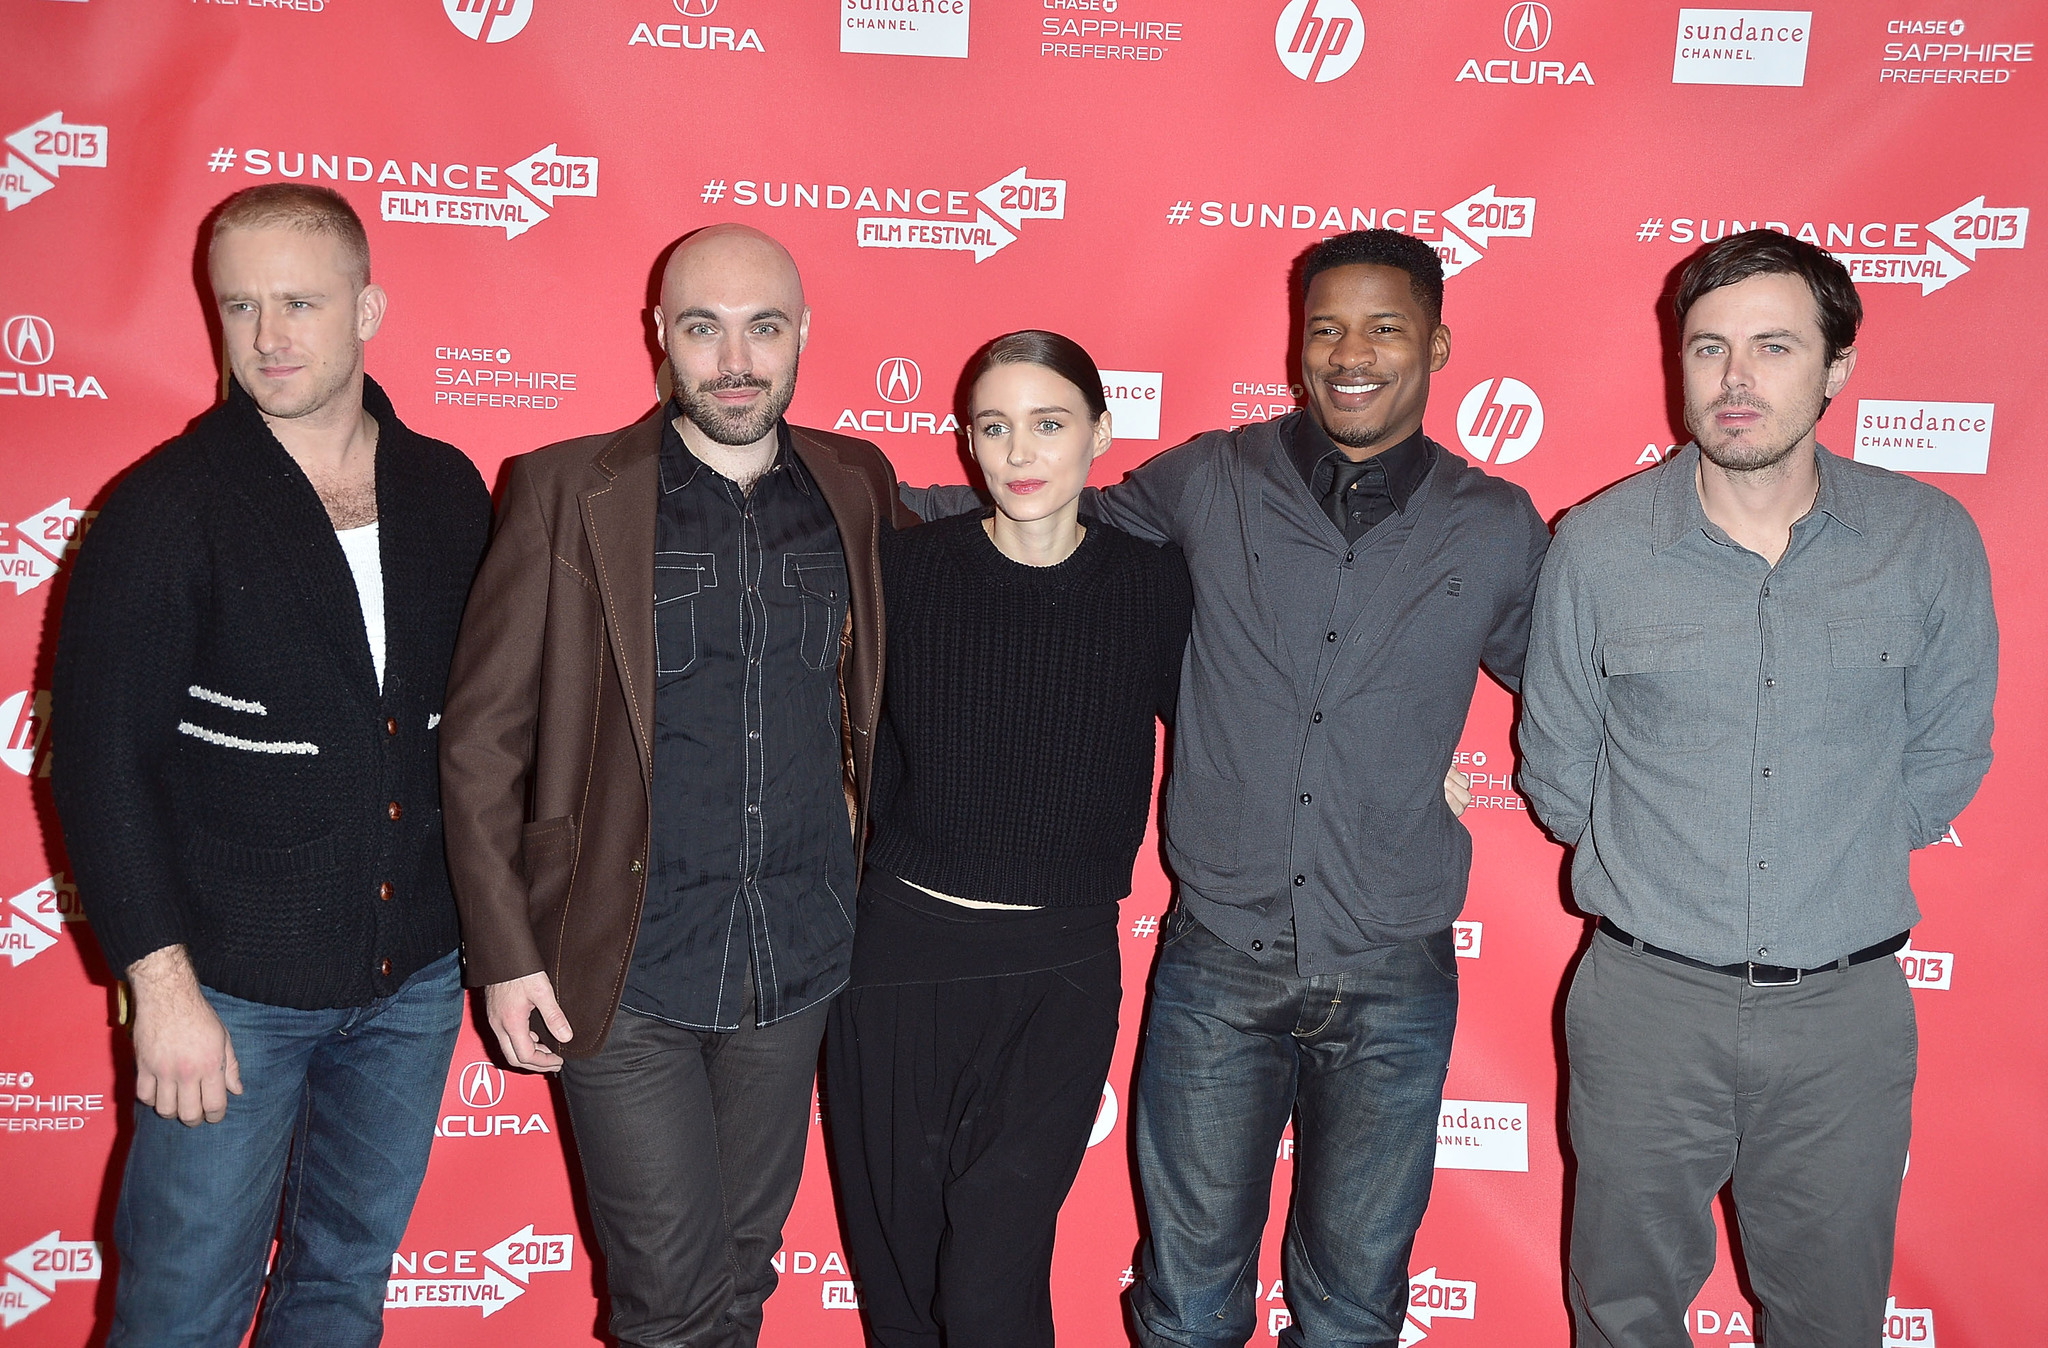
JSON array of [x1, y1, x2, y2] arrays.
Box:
[[677, 359, 800, 448], [1689, 386, 1825, 476]]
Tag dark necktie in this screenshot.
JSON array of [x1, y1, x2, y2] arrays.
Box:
[[1323, 455, 1379, 541]]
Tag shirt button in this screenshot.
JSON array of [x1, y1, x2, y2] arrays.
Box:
[[1300, 793, 1312, 804], [378, 958, 392, 978], [1761, 767, 1773, 778], [1880, 652, 1890, 663], [1762, 586, 1771, 597], [748, 730, 761, 740], [378, 882, 394, 902], [386, 801, 402, 821], [1764, 678, 1776, 688], [1312, 712, 1323, 723], [1758, 860, 1769, 870], [746, 804, 760, 815], [1758, 947, 1770, 958], [1251, 940, 1265, 953], [1326, 631, 1338, 642], [1344, 551, 1354, 563], [1293, 874, 1306, 886], [384, 717, 398, 736]]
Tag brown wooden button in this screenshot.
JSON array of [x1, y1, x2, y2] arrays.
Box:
[[385, 717, 399, 736], [386, 801, 402, 821], [378, 958, 392, 977], [378, 882, 394, 902]]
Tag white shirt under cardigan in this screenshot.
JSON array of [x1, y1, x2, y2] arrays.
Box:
[[334, 521, 386, 691]]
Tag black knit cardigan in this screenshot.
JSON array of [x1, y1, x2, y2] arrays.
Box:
[[51, 377, 490, 1008]]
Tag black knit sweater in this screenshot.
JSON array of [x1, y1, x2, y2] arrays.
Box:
[[51, 378, 490, 1008], [866, 511, 1193, 907]]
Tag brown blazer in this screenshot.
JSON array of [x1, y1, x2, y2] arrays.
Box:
[[439, 408, 916, 1056]]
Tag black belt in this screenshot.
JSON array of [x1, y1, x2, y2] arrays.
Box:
[[1597, 918, 1909, 988]]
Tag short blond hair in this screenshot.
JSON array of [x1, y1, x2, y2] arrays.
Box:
[[210, 183, 371, 286]]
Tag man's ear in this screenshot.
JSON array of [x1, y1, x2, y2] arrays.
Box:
[[357, 284, 389, 342], [1430, 322, 1452, 374], [1824, 345, 1857, 399], [797, 305, 812, 355]]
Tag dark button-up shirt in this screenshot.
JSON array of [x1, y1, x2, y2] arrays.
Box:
[[623, 412, 857, 1030], [1289, 418, 1431, 543], [1518, 444, 1997, 967]]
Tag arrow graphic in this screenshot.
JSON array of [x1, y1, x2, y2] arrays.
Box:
[[482, 1224, 575, 1283], [5, 112, 108, 176], [0, 153, 54, 212], [9, 874, 78, 933], [976, 166, 1066, 228], [1442, 184, 1536, 245], [0, 1273, 50, 1329], [381, 186, 550, 240], [5, 1232, 100, 1292], [1924, 194, 2028, 260], [856, 211, 1017, 263], [385, 1264, 526, 1317], [506, 144, 599, 207], [1434, 227, 1485, 279], [1838, 243, 1970, 295], [1399, 1317, 1428, 1347], [0, 915, 57, 966], [1406, 1267, 1477, 1328]]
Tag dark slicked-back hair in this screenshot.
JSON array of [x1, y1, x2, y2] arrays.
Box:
[[968, 329, 1108, 421], [210, 183, 372, 287], [1675, 229, 1861, 365], [1298, 229, 1445, 326]]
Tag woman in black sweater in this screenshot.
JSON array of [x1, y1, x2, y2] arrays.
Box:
[[826, 331, 1192, 1347]]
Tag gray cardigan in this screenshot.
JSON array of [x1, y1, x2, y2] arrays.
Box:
[[907, 411, 1548, 973]]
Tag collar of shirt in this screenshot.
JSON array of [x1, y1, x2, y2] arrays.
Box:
[[1286, 413, 1432, 510], [657, 403, 811, 498], [1650, 442, 1867, 555]]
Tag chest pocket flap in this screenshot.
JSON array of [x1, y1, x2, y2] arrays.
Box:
[[1601, 623, 1707, 677], [1827, 614, 1924, 669], [784, 552, 847, 671], [655, 552, 716, 679]]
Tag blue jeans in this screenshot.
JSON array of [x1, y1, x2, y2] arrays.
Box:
[[1130, 911, 1457, 1348], [108, 950, 462, 1348]]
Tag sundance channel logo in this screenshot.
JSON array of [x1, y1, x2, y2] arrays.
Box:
[[1435, 1099, 1527, 1172], [1672, 8, 1811, 86], [842, 0, 969, 59], [1852, 400, 1992, 474]]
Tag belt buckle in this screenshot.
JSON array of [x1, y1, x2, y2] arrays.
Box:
[[1746, 961, 1801, 987]]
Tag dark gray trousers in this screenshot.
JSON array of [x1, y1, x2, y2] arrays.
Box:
[[1565, 928, 1917, 1348], [561, 977, 829, 1348]]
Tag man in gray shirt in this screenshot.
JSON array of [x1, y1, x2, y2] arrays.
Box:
[[1518, 230, 1996, 1347], [908, 229, 1549, 1346]]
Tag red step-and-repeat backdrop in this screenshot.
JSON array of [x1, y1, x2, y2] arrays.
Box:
[[3, 2, 2043, 1344]]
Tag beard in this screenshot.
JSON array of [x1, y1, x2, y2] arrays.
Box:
[[237, 338, 361, 422], [675, 358, 800, 447], [1687, 385, 1826, 474]]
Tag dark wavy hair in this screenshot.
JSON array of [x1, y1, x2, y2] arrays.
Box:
[[968, 329, 1108, 421], [1675, 229, 1862, 365]]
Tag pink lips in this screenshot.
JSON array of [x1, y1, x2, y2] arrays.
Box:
[[1006, 479, 1047, 495]]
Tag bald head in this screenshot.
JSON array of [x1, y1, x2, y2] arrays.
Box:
[[655, 225, 810, 451], [661, 224, 805, 316]]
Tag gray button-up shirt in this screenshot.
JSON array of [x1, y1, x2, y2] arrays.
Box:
[[1517, 444, 1996, 968]]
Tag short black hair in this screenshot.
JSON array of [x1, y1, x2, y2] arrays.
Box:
[[968, 329, 1108, 421], [1675, 229, 1861, 366], [1298, 229, 1445, 326]]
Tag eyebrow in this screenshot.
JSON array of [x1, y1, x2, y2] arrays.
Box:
[[675, 307, 792, 323], [974, 404, 1075, 419], [1688, 328, 1805, 344], [1306, 310, 1407, 324]]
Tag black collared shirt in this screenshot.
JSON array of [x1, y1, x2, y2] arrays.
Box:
[[622, 409, 857, 1030], [1287, 415, 1432, 542]]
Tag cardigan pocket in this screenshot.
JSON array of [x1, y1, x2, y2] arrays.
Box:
[[184, 829, 345, 962]]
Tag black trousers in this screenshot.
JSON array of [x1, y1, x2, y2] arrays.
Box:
[[826, 872, 1121, 1348], [561, 972, 828, 1348]]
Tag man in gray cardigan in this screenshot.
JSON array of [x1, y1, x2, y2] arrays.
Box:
[[1517, 231, 1996, 1346], [907, 229, 1549, 1347]]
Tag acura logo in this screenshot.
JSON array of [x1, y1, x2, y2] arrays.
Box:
[[877, 356, 921, 405], [1504, 2, 1550, 52], [674, 0, 717, 13], [457, 1060, 506, 1109], [4, 316, 54, 367]]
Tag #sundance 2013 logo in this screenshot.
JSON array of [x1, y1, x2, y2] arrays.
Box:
[[1, 113, 106, 212], [386, 1224, 574, 1318], [1633, 197, 2028, 296], [703, 167, 1064, 263], [1165, 183, 1535, 281]]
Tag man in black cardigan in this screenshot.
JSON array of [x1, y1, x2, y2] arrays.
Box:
[[51, 185, 490, 1346]]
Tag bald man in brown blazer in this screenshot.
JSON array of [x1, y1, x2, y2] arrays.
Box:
[[440, 225, 914, 1348]]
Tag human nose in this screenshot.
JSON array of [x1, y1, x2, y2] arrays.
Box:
[[1330, 331, 1378, 371], [252, 304, 287, 356], [715, 328, 751, 376]]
